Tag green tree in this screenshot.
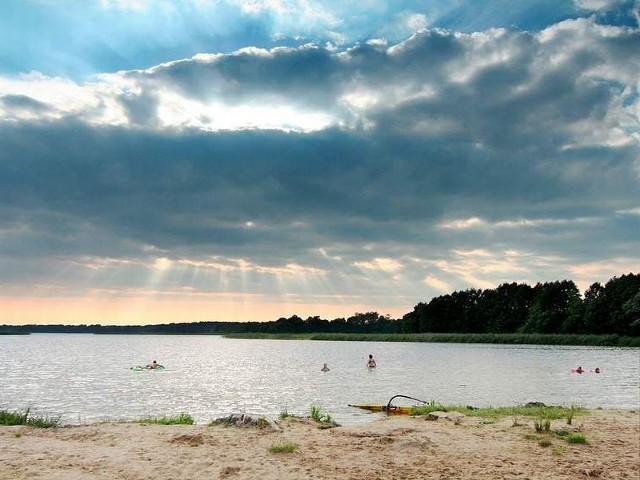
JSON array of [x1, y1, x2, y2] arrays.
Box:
[[270, 315, 304, 333], [304, 316, 330, 332], [401, 303, 427, 333], [451, 289, 485, 333], [482, 283, 534, 333], [623, 291, 640, 335], [583, 282, 608, 334], [604, 274, 640, 335], [420, 294, 458, 333], [521, 280, 582, 333]]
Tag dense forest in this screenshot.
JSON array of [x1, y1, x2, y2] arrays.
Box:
[[402, 273, 639, 336], [2, 273, 639, 337]]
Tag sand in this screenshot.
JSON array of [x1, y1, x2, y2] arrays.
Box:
[[0, 409, 638, 480]]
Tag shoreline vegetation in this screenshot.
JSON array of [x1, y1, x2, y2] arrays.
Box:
[[1, 406, 638, 479], [0, 403, 594, 429], [0, 408, 62, 428], [222, 332, 640, 347], [1, 331, 638, 346]]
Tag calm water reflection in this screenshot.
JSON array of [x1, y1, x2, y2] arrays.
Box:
[[0, 334, 638, 425]]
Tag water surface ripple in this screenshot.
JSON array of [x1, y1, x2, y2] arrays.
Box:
[[1, 334, 638, 425]]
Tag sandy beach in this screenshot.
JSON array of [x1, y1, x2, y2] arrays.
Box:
[[1, 409, 638, 480]]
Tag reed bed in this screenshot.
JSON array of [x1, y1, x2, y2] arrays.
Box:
[[225, 332, 640, 346]]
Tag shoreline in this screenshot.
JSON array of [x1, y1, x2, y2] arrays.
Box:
[[2, 330, 639, 347], [223, 332, 640, 347], [1, 408, 638, 479]]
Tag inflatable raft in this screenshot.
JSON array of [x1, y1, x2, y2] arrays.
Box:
[[130, 365, 165, 371]]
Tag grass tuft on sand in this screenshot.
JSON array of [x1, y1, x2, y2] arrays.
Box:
[[0, 408, 61, 428], [412, 402, 586, 422], [134, 413, 194, 425], [268, 441, 299, 453]]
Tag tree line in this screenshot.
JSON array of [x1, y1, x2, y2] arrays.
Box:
[[402, 273, 639, 336], [1, 273, 638, 336]]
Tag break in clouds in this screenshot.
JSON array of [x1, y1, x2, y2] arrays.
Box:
[[0, 15, 639, 317]]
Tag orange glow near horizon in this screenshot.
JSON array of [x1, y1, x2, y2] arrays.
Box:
[[0, 297, 409, 326]]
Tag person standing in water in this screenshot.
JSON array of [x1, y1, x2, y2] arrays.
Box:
[[367, 354, 376, 368], [321, 363, 330, 372]]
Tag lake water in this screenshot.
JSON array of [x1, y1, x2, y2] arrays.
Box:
[[0, 334, 638, 426]]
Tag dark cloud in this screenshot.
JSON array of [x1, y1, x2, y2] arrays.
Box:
[[134, 45, 342, 112], [1, 94, 53, 115], [118, 91, 159, 127], [0, 18, 638, 310]]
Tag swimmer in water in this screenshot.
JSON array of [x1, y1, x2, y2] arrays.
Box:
[[367, 354, 376, 368]]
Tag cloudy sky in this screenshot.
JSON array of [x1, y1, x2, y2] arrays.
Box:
[[1, 0, 639, 325]]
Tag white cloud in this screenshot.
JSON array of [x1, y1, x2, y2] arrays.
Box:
[[0, 72, 130, 125], [570, 257, 640, 292], [616, 207, 640, 215], [354, 257, 403, 272], [423, 275, 451, 292], [153, 257, 173, 271], [430, 249, 542, 290], [99, 0, 173, 12], [438, 216, 601, 231], [438, 217, 486, 229], [405, 13, 429, 32], [2, 17, 638, 140], [574, 0, 624, 12]]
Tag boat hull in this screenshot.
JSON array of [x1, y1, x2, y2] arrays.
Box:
[[348, 404, 415, 415]]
